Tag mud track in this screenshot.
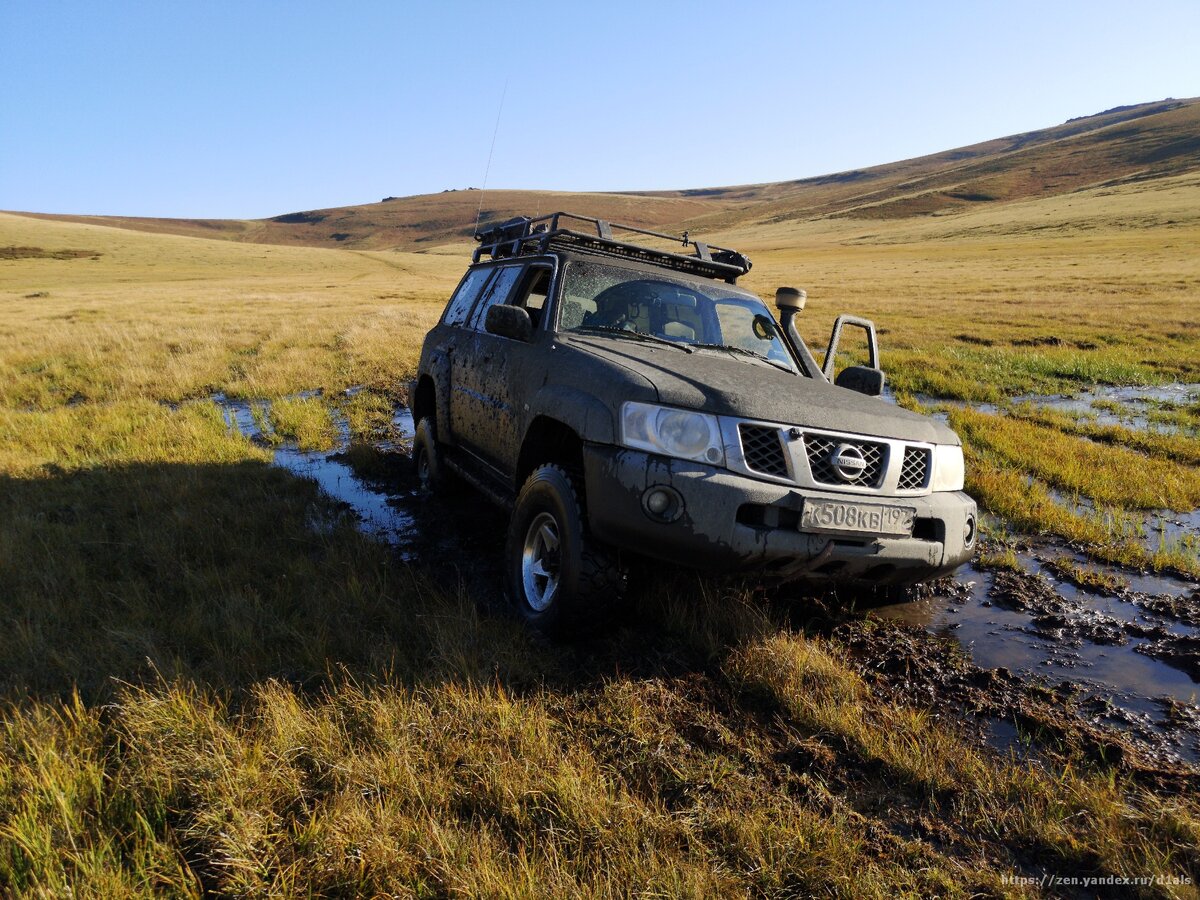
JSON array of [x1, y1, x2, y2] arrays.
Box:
[[212, 388, 1200, 774]]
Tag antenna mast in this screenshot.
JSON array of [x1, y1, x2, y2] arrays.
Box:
[[473, 79, 509, 237]]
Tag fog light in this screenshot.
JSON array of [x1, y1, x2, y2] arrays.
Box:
[[641, 485, 683, 522], [964, 515, 977, 547]]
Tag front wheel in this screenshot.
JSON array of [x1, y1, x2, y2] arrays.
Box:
[[505, 464, 625, 634]]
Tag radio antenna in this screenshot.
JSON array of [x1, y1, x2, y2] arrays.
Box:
[[473, 78, 509, 237]]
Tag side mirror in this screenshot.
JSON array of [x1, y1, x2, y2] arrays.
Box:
[[835, 365, 885, 397], [485, 304, 533, 342], [823, 314, 880, 381]]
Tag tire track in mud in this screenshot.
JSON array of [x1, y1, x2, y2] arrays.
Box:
[[209, 385, 1200, 769]]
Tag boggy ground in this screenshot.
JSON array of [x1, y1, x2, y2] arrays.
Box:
[[2, 204, 1200, 895]]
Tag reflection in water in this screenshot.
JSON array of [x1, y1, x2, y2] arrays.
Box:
[[217, 391, 420, 558]]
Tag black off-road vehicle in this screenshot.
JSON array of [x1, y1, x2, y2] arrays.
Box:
[[412, 213, 975, 630]]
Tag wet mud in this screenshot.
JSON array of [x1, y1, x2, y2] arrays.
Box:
[[216, 391, 423, 556], [210, 386, 1200, 770], [215, 389, 509, 597], [870, 546, 1200, 764]]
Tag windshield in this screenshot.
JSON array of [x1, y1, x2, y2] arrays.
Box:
[[557, 259, 798, 372]]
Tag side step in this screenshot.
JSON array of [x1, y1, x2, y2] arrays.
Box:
[[444, 456, 514, 509]]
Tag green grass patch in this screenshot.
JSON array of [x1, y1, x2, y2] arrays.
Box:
[[975, 544, 1023, 573], [1043, 556, 1129, 594], [340, 389, 399, 444], [1008, 402, 1200, 465], [961, 444, 1200, 578], [1146, 399, 1200, 435], [951, 407, 1200, 510], [887, 345, 1165, 403], [0, 399, 265, 476], [268, 396, 337, 451]]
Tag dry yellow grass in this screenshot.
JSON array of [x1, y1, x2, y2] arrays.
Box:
[[729, 173, 1200, 398], [0, 213, 459, 407]]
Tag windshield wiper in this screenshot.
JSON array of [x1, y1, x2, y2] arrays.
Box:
[[572, 325, 694, 353], [691, 343, 795, 373]]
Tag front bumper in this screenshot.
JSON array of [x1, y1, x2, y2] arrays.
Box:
[[583, 444, 976, 584]]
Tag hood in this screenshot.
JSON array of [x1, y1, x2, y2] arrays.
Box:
[[563, 335, 959, 445]]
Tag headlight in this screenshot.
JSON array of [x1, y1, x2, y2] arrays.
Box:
[[930, 444, 965, 492], [620, 402, 725, 466]]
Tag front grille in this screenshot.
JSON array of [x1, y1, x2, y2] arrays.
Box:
[[898, 446, 930, 490], [804, 434, 885, 487], [738, 424, 788, 478]]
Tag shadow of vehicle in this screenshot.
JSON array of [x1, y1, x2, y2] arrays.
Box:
[[0, 455, 841, 705]]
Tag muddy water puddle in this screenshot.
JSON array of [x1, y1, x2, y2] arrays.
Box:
[[872, 555, 1200, 763], [1037, 484, 1199, 559], [215, 391, 422, 556], [211, 387, 1200, 763], [877, 382, 1200, 760], [1014, 382, 1199, 432]]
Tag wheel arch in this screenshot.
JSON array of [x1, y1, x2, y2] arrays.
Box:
[[516, 417, 585, 489], [412, 374, 437, 425]]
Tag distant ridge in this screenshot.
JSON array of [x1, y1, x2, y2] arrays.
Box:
[[12, 97, 1199, 250]]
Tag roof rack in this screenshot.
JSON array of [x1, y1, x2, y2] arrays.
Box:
[[472, 212, 752, 283]]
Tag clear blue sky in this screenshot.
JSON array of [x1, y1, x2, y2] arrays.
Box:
[[3, 0, 1198, 219]]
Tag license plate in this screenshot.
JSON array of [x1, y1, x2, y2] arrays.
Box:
[[801, 499, 915, 537]]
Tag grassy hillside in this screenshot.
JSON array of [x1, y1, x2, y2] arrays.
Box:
[[684, 97, 1200, 228], [16, 190, 735, 252], [14, 97, 1200, 252]]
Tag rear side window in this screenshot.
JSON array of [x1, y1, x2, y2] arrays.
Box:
[[467, 265, 524, 331], [442, 268, 492, 326]]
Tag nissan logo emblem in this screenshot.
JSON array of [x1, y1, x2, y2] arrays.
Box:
[[830, 444, 867, 481]]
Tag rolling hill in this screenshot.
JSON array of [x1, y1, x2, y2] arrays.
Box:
[[9, 97, 1200, 252]]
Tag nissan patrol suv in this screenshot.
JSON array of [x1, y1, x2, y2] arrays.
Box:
[[411, 213, 976, 631]]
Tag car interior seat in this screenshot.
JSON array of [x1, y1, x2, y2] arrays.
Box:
[[662, 321, 696, 341]]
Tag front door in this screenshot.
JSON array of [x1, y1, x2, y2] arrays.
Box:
[[465, 264, 554, 471]]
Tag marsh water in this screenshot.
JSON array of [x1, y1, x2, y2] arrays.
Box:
[[876, 382, 1200, 761], [216, 391, 420, 556], [213, 383, 1200, 763]]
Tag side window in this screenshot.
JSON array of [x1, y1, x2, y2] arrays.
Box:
[[512, 266, 552, 329], [442, 268, 492, 327], [467, 265, 523, 331]]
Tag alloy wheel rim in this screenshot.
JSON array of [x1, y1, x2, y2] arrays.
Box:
[[521, 512, 561, 611]]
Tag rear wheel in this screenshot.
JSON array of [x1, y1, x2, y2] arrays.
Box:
[[413, 417, 448, 493], [506, 464, 625, 633]]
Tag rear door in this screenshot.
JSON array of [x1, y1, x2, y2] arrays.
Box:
[[423, 265, 493, 445], [448, 263, 525, 458]]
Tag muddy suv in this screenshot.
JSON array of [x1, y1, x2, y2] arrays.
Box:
[[412, 213, 976, 630]]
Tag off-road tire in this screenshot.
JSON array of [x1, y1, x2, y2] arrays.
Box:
[[413, 417, 449, 493], [506, 464, 625, 634]]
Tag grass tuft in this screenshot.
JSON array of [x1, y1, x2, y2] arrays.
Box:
[[268, 396, 337, 451]]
